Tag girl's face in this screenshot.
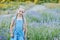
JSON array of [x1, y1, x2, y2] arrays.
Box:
[[18, 8, 25, 15]]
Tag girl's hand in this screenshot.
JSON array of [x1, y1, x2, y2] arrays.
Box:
[[10, 34, 14, 38]]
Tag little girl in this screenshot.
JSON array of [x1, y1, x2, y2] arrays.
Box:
[[10, 6, 27, 40]]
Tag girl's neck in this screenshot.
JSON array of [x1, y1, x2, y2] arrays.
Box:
[[16, 15, 23, 20], [17, 14, 23, 19]]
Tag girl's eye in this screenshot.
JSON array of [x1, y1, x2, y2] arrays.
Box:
[[19, 11, 24, 13]]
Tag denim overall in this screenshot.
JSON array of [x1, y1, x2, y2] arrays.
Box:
[[10, 17, 24, 40]]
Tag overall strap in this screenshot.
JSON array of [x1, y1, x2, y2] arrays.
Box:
[[22, 15, 24, 24]]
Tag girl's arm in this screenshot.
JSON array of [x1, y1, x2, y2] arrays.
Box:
[[24, 18, 27, 38], [10, 18, 15, 37]]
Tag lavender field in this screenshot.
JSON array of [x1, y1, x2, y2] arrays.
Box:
[[0, 2, 60, 40]]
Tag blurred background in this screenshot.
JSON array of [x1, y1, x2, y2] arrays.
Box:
[[0, 0, 60, 40]]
